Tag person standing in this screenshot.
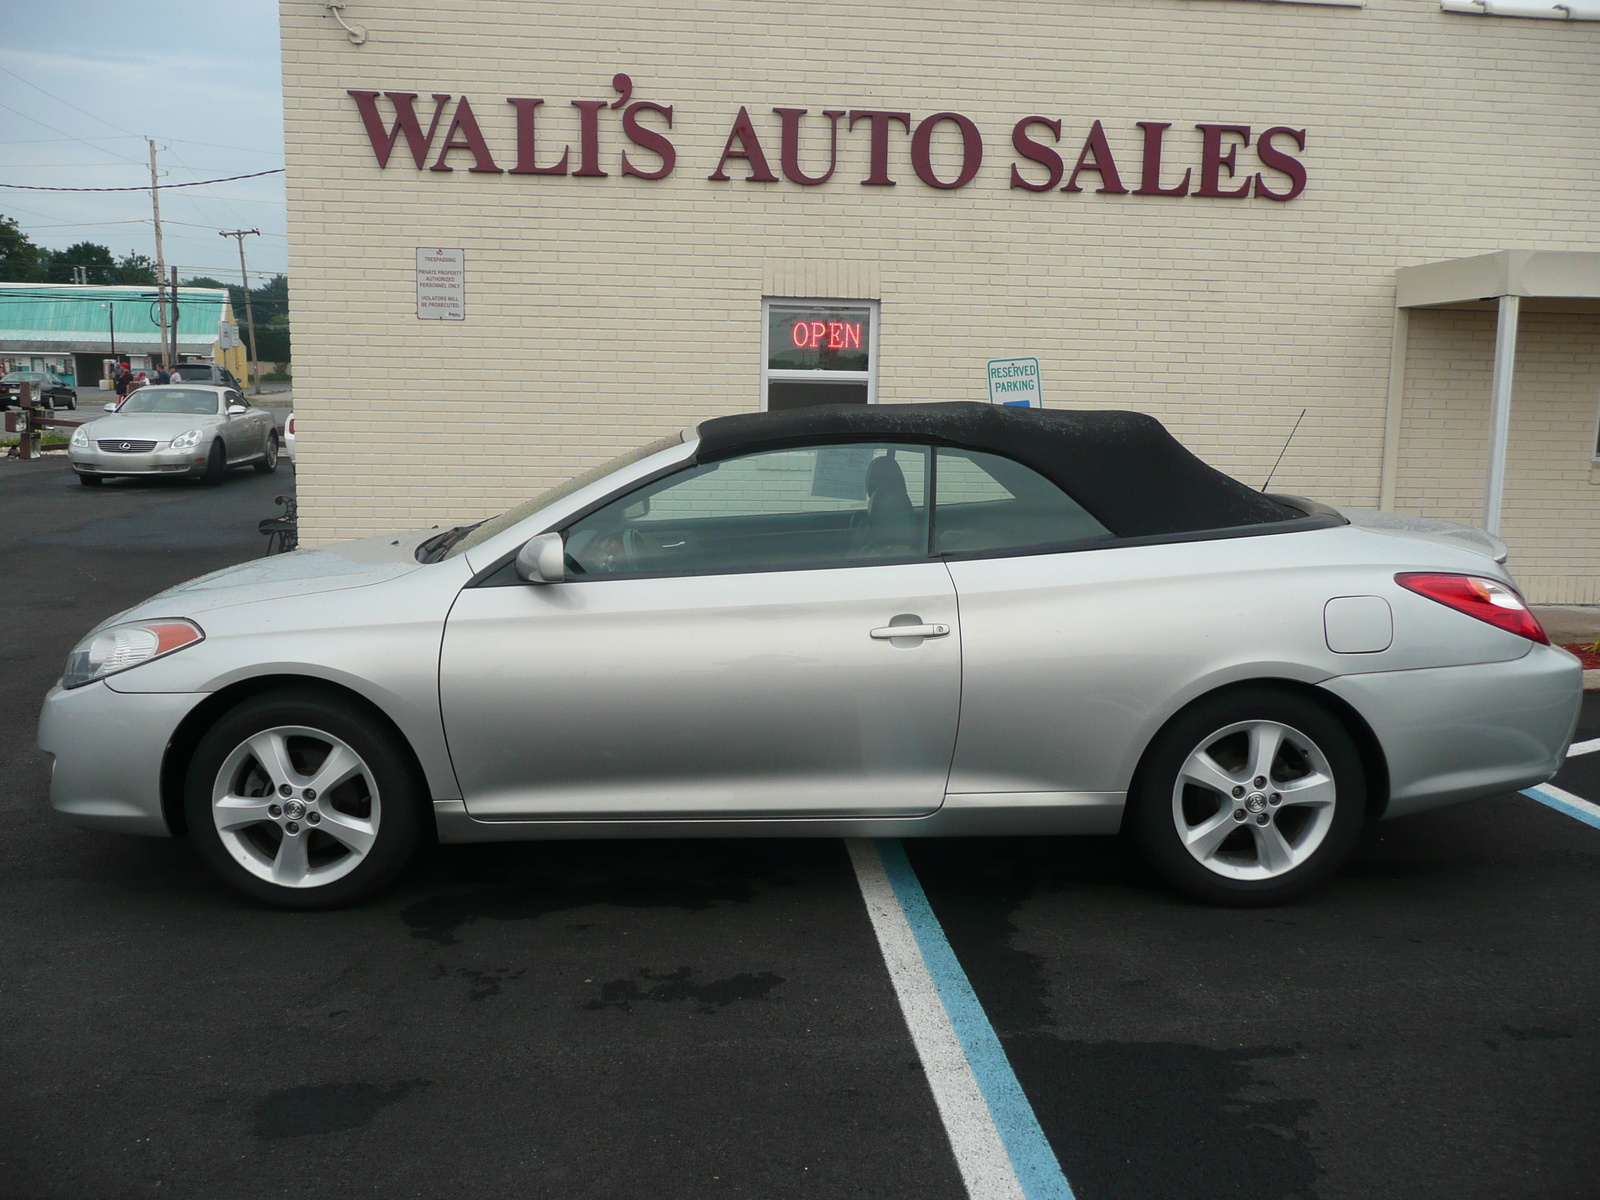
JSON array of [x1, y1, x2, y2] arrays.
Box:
[[115, 362, 133, 399], [154, 365, 170, 385]]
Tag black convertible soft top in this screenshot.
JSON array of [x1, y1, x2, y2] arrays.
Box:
[[695, 402, 1295, 539]]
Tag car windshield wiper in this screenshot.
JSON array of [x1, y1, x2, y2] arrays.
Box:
[[417, 522, 483, 563]]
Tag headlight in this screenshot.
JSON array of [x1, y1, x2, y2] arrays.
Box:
[[70, 425, 89, 447], [62, 618, 205, 689], [170, 427, 206, 451]]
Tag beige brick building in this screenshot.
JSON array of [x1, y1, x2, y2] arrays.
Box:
[[279, 0, 1600, 600]]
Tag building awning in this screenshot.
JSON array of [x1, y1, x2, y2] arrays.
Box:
[[1382, 251, 1600, 535], [1396, 250, 1600, 311]]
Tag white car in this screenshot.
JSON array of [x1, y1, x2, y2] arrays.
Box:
[[69, 385, 279, 486], [39, 403, 1583, 910], [283, 412, 296, 462]]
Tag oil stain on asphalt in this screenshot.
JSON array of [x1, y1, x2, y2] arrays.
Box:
[[581, 966, 786, 1014], [397, 840, 817, 945]]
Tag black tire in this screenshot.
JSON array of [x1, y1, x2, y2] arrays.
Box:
[[79, 473, 103, 487], [183, 689, 426, 910], [253, 430, 279, 474], [1126, 687, 1367, 906], [201, 440, 225, 486]]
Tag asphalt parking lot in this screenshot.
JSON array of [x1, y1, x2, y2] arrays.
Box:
[[1, 453, 1596, 1200]]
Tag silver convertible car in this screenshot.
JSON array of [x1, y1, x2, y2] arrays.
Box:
[[39, 404, 1582, 908], [68, 384, 280, 485]]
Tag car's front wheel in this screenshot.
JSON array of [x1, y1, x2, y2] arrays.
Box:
[[200, 440, 225, 486], [254, 430, 279, 473], [183, 690, 426, 909], [1127, 688, 1366, 906]]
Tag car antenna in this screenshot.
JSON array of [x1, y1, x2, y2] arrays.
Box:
[[1261, 408, 1307, 492]]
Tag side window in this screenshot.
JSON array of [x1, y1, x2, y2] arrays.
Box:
[[933, 447, 1111, 556], [564, 442, 929, 578]]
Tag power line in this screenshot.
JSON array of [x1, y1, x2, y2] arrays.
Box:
[[0, 65, 140, 138], [0, 168, 284, 193], [0, 101, 145, 165]]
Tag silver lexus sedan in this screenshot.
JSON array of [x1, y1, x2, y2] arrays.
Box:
[[68, 384, 279, 485], [39, 404, 1582, 909]]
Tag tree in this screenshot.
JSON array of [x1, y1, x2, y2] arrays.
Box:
[[0, 215, 45, 281], [179, 272, 292, 364], [111, 252, 157, 285], [45, 241, 119, 284]]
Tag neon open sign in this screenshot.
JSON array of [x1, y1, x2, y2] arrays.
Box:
[[768, 305, 872, 372], [791, 320, 863, 351]]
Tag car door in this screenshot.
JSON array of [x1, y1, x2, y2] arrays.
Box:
[[219, 389, 256, 461], [439, 441, 962, 820]]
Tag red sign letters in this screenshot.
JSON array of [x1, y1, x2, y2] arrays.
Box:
[[348, 75, 1309, 201]]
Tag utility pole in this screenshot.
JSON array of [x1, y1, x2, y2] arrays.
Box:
[[147, 137, 169, 369], [169, 267, 180, 367], [219, 229, 261, 394]]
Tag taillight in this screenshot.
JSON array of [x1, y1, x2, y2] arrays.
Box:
[[286, 415, 295, 434], [1395, 573, 1548, 643]]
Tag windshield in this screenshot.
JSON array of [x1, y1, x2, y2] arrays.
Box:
[[3, 372, 47, 382], [439, 433, 686, 560], [116, 388, 220, 416]]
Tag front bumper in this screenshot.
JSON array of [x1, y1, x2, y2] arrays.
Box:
[[38, 681, 207, 836], [1320, 641, 1583, 820], [69, 441, 209, 477]]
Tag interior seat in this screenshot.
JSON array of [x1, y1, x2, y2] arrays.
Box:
[[851, 455, 922, 556]]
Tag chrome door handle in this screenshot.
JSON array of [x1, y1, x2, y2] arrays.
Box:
[[870, 623, 950, 640]]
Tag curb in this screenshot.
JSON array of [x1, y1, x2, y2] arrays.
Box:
[[1587, 669, 1600, 692]]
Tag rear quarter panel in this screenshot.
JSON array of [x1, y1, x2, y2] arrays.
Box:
[[944, 523, 1535, 796]]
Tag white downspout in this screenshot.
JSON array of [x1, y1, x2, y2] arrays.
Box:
[[1483, 293, 1520, 535]]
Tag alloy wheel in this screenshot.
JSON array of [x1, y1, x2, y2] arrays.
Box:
[[210, 725, 380, 888], [1170, 719, 1337, 881]]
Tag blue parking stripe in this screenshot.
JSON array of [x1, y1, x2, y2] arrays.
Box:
[[875, 839, 1076, 1200], [1522, 785, 1600, 832]]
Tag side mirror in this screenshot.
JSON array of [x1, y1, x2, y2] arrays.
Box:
[[104, 402, 118, 412], [227, 404, 248, 415], [514, 531, 565, 584]]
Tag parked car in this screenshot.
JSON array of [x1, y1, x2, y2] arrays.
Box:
[[39, 403, 1582, 910], [68, 385, 279, 486], [169, 363, 245, 390], [283, 412, 295, 462], [1, 370, 76, 411]]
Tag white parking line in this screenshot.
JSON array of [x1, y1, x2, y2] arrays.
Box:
[[1566, 737, 1600, 758], [848, 839, 1074, 1200]]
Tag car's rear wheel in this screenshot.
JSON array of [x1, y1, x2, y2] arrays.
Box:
[[254, 430, 279, 473], [1127, 688, 1366, 906], [201, 440, 225, 486], [183, 690, 426, 909]]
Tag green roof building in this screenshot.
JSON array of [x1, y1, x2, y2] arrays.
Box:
[[0, 282, 241, 387]]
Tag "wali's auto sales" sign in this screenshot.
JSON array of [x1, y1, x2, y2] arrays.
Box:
[[347, 73, 1309, 202]]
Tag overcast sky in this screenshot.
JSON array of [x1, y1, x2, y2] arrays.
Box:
[[0, 0, 287, 281]]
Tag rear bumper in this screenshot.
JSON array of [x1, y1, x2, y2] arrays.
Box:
[[37, 681, 205, 836], [1320, 642, 1583, 820]]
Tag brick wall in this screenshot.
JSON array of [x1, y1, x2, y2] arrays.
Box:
[[279, 0, 1600, 598], [1398, 309, 1600, 602]]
